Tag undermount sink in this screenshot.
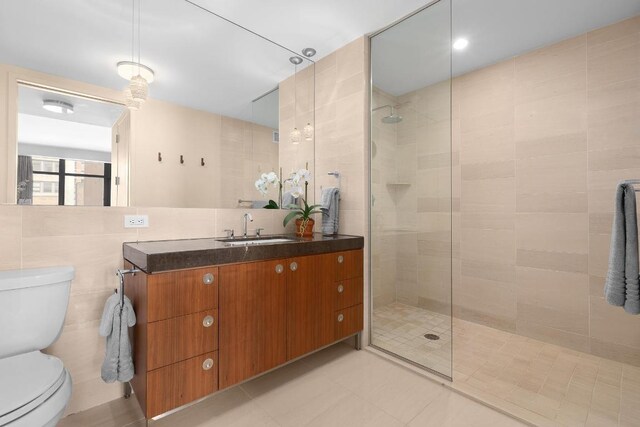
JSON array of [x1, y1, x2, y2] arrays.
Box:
[[216, 236, 295, 246]]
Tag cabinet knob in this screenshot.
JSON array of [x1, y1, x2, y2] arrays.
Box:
[[202, 358, 214, 370], [202, 315, 214, 327], [337, 313, 344, 322], [290, 261, 298, 272], [275, 264, 284, 274], [337, 255, 344, 264], [337, 284, 344, 293], [203, 273, 214, 285]]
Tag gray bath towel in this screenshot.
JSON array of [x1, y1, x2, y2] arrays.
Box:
[[99, 293, 137, 383], [604, 183, 640, 314], [320, 187, 340, 235]]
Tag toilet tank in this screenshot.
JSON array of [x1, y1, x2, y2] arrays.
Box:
[[0, 266, 74, 359]]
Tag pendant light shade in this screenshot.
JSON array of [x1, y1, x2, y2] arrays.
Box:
[[303, 122, 314, 141], [290, 127, 301, 144], [129, 75, 148, 103], [124, 87, 140, 110]]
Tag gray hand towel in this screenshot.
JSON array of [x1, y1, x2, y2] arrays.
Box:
[[320, 187, 340, 235], [99, 293, 137, 383], [604, 183, 640, 314]]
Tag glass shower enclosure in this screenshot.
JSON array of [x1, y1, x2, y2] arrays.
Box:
[[369, 0, 453, 379]]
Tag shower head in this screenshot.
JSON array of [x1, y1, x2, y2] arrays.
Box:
[[381, 114, 402, 124], [373, 104, 403, 124]]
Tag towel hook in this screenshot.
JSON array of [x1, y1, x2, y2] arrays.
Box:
[[322, 171, 342, 200]]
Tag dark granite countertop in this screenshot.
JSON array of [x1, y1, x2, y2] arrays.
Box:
[[123, 234, 364, 273]]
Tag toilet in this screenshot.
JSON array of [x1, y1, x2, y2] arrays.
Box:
[[0, 266, 74, 427]]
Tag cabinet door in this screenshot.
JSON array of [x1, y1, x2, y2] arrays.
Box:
[[146, 352, 218, 418], [147, 267, 218, 322], [147, 309, 218, 370], [218, 260, 287, 389], [286, 254, 335, 360], [334, 249, 364, 281]]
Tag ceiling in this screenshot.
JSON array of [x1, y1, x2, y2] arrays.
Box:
[[372, 0, 640, 96], [17, 85, 123, 153], [18, 85, 125, 128], [3, 0, 640, 117]]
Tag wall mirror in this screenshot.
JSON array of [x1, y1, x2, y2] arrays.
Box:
[[1, 0, 315, 209]]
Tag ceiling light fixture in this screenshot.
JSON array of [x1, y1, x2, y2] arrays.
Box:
[[290, 58, 300, 144], [301, 48, 316, 58], [42, 99, 74, 114], [121, 0, 150, 109], [303, 122, 314, 142], [453, 38, 469, 51], [117, 61, 155, 83]]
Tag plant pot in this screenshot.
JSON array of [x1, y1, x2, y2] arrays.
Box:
[[295, 218, 315, 237]]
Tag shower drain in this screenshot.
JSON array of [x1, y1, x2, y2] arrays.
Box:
[[423, 333, 440, 341]]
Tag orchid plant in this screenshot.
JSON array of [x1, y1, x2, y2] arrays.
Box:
[[255, 171, 281, 208], [289, 168, 311, 201]]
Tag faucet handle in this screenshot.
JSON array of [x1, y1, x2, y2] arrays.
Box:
[[256, 228, 264, 237], [223, 229, 234, 238]]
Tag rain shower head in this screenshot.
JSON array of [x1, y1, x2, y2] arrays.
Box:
[[381, 113, 402, 124], [373, 104, 403, 124]]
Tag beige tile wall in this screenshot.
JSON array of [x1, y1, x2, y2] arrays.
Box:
[[311, 37, 370, 340], [452, 16, 640, 364], [130, 98, 279, 209], [0, 205, 287, 415]]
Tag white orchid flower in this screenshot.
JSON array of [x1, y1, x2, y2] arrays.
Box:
[[290, 186, 303, 198], [255, 179, 268, 195], [266, 171, 279, 184]]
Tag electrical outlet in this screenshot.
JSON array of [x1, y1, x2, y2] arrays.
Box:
[[124, 215, 149, 228]]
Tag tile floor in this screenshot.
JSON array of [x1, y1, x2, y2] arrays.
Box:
[[58, 343, 525, 427], [372, 302, 640, 427], [372, 302, 453, 375]]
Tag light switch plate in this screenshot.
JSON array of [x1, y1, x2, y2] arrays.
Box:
[[124, 214, 149, 228]]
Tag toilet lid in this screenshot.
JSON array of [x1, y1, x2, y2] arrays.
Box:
[[0, 351, 65, 421]]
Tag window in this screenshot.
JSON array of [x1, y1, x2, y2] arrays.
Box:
[[30, 156, 111, 206]]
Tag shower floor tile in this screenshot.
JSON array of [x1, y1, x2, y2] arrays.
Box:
[[372, 302, 640, 426]]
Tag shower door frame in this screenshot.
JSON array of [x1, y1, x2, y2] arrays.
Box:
[[367, 0, 454, 381]]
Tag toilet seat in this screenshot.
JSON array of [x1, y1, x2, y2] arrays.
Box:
[[0, 351, 68, 426]]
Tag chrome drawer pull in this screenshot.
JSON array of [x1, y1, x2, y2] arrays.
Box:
[[337, 284, 344, 293], [203, 315, 214, 327], [337, 255, 344, 264], [337, 314, 344, 322], [275, 264, 284, 274], [202, 358, 214, 370], [203, 273, 214, 285], [290, 261, 298, 272]]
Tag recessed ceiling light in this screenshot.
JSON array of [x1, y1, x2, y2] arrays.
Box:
[[301, 47, 316, 58], [42, 99, 74, 114], [289, 56, 303, 65], [117, 61, 155, 83], [453, 38, 469, 51]]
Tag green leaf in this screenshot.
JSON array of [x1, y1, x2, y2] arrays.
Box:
[[263, 200, 279, 209], [283, 210, 301, 227]]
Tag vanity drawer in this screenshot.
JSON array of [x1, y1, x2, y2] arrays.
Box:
[[146, 351, 218, 418], [148, 267, 218, 322], [147, 310, 218, 370], [334, 249, 363, 281], [334, 304, 363, 340], [334, 277, 363, 310]]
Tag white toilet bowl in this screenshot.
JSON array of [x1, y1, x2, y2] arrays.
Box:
[[0, 266, 74, 427]]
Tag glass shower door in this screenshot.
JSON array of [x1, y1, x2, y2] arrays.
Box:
[[370, 0, 453, 379]]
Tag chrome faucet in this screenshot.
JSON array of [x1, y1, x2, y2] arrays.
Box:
[[242, 213, 253, 237]]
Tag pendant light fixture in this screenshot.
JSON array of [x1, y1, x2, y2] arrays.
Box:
[[303, 122, 314, 141], [123, 0, 149, 109], [289, 56, 303, 145]]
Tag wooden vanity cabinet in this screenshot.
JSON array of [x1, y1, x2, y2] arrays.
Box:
[[125, 248, 363, 419]]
